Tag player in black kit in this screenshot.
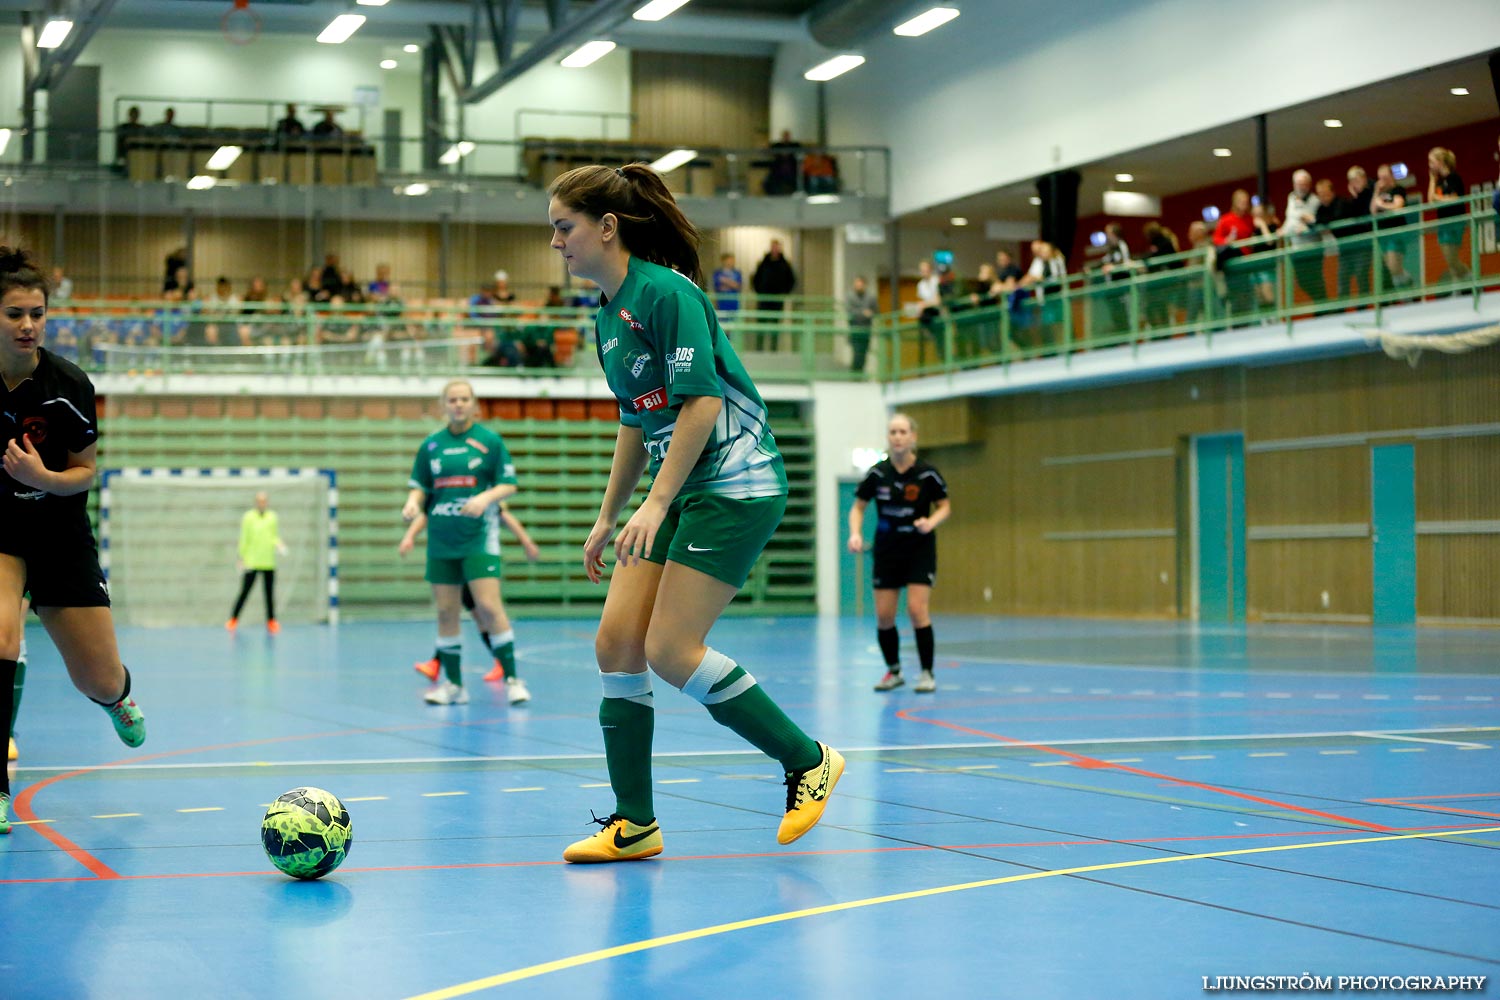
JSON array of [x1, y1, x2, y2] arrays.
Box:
[[0, 246, 146, 834], [847, 413, 951, 692]]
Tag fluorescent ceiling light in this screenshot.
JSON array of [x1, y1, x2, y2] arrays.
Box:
[[205, 145, 242, 170], [1028, 195, 1041, 206], [1213, 147, 1232, 157], [648, 148, 697, 173], [438, 141, 476, 165], [403, 43, 420, 54], [561, 40, 615, 68], [1114, 173, 1133, 183], [0, 130, 14, 157], [356, 0, 389, 5], [804, 54, 865, 82], [187, 175, 216, 190], [949, 217, 968, 226], [894, 7, 960, 36], [806, 193, 841, 205], [403, 182, 430, 196], [1450, 87, 1469, 96], [37, 19, 73, 48], [380, 58, 398, 69], [633, 0, 692, 20], [317, 14, 365, 44], [1322, 118, 1343, 128]]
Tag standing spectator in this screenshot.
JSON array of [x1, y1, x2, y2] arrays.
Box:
[[1213, 190, 1258, 317], [764, 130, 802, 195], [275, 104, 305, 141], [1096, 222, 1134, 335], [311, 108, 343, 140], [163, 264, 194, 298], [1427, 146, 1471, 283], [1332, 166, 1374, 298], [1370, 164, 1414, 291], [711, 253, 742, 316], [1185, 219, 1214, 325], [845, 274, 877, 373], [492, 269, 518, 304], [750, 240, 795, 351], [914, 258, 943, 358], [152, 107, 181, 140], [115, 106, 144, 165], [50, 266, 74, 304], [163, 246, 187, 293], [993, 250, 1023, 290], [1140, 221, 1180, 329], [1279, 169, 1326, 304], [1018, 240, 1067, 348]]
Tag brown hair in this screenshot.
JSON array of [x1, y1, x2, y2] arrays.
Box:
[[0, 245, 50, 302], [549, 163, 702, 284]]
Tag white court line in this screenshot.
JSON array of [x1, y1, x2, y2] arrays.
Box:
[[344, 796, 388, 802], [1353, 731, 1491, 749], [176, 806, 224, 813], [501, 787, 544, 793], [423, 791, 468, 797], [17, 728, 1500, 774], [1249, 752, 1287, 758], [955, 764, 998, 771], [1318, 750, 1359, 756], [657, 779, 699, 784], [1388, 748, 1426, 753], [1175, 754, 1215, 760], [946, 650, 1500, 681]]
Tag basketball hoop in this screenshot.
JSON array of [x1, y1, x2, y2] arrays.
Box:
[[222, 0, 261, 45]]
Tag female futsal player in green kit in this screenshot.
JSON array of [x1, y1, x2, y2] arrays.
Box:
[[547, 163, 843, 862]]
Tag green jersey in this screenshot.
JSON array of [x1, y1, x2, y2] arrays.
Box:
[[407, 423, 517, 559], [595, 257, 786, 499]]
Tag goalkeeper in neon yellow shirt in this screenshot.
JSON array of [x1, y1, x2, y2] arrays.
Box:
[[227, 491, 288, 634]]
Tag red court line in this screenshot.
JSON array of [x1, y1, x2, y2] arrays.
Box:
[[9, 823, 1457, 886], [894, 708, 1396, 832], [1368, 792, 1500, 803], [8, 713, 528, 879]]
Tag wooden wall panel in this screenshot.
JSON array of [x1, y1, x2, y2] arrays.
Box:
[[1250, 539, 1372, 619], [630, 52, 771, 149], [1417, 536, 1500, 620], [1416, 437, 1500, 522], [1246, 448, 1368, 526]]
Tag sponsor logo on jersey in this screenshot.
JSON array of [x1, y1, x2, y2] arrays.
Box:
[[434, 475, 478, 489], [904, 483, 921, 501], [430, 458, 442, 475], [618, 308, 645, 333], [644, 431, 673, 462], [632, 387, 667, 413], [468, 457, 482, 469], [11, 489, 46, 500], [430, 499, 471, 516], [666, 347, 695, 380], [21, 416, 47, 445], [628, 350, 652, 379], [602, 337, 619, 354], [442, 447, 468, 455], [427, 441, 437, 451], [465, 437, 489, 454]]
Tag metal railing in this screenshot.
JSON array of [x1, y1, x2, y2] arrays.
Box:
[[879, 191, 1498, 380]]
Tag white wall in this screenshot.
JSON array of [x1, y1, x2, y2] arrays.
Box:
[[769, 40, 824, 144], [825, 0, 1500, 216], [811, 381, 891, 616]]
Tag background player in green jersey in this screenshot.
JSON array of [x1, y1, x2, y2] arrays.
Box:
[[401, 380, 529, 705], [547, 163, 844, 863]]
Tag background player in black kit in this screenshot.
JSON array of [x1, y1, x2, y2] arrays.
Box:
[[848, 413, 951, 693], [0, 246, 146, 833]]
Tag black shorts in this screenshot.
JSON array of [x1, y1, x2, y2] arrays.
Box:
[[0, 517, 111, 609], [871, 542, 936, 590]]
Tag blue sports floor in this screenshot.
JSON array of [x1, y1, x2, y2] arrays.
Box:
[[3, 615, 1498, 999]]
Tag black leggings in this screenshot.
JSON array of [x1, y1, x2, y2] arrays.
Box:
[[231, 569, 277, 621]]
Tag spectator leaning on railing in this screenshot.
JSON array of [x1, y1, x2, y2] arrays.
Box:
[[1369, 164, 1414, 290], [1331, 166, 1374, 297], [1280, 170, 1327, 304], [1427, 146, 1471, 283]]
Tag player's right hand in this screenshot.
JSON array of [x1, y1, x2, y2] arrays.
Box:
[[401, 497, 421, 522], [847, 534, 864, 554], [397, 536, 414, 557], [582, 520, 614, 584]]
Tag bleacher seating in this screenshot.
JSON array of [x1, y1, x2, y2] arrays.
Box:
[[124, 128, 377, 186]]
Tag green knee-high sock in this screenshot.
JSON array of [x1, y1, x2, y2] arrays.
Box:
[[490, 628, 517, 679], [599, 671, 654, 824], [687, 652, 820, 773], [437, 635, 462, 685], [10, 640, 24, 736]]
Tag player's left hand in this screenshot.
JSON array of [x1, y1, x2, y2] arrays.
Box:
[[523, 539, 541, 562], [2, 435, 51, 491], [913, 517, 933, 534], [459, 495, 489, 518], [615, 498, 667, 567]]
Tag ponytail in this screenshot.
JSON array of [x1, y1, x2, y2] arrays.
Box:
[[550, 163, 702, 284], [0, 245, 50, 302]]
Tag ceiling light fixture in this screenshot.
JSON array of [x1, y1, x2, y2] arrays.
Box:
[[1028, 195, 1041, 206], [804, 54, 865, 82], [403, 43, 420, 54], [1114, 173, 1134, 183], [893, 7, 960, 36], [355, 0, 389, 5], [187, 175, 216, 190], [949, 216, 968, 226], [206, 145, 242, 171], [1450, 87, 1470, 96], [561, 40, 616, 68], [1322, 118, 1343, 128], [633, 0, 692, 21], [438, 141, 476, 166], [380, 58, 398, 69], [36, 18, 73, 48], [1213, 147, 1232, 157], [0, 130, 11, 157], [648, 148, 697, 173], [316, 13, 365, 44], [403, 182, 431, 196], [806, 194, 841, 204]]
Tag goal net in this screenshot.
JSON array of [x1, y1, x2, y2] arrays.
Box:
[[99, 468, 337, 627]]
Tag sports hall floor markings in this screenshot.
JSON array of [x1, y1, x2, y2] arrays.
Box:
[[399, 825, 1500, 1000]]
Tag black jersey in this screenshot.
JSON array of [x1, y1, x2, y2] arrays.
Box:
[[856, 457, 948, 549], [1, 348, 99, 523]]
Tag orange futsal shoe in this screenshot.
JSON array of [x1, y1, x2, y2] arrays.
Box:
[[225, 618, 238, 632], [482, 662, 506, 683], [413, 658, 440, 682], [266, 619, 281, 635]]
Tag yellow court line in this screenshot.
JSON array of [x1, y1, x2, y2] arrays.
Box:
[[92, 813, 141, 819], [423, 792, 468, 798], [176, 807, 224, 813], [401, 825, 1500, 1000], [344, 796, 388, 802]]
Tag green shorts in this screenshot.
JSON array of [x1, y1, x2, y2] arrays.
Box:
[[426, 550, 502, 586], [640, 492, 787, 588]]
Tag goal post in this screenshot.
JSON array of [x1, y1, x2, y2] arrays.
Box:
[[99, 467, 338, 627]]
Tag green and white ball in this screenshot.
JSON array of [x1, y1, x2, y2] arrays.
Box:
[[261, 787, 353, 880]]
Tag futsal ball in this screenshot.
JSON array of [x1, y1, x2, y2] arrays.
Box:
[[261, 787, 353, 880]]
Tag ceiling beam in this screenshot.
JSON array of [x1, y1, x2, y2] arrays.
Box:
[[450, 0, 640, 105], [29, 0, 122, 93]]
